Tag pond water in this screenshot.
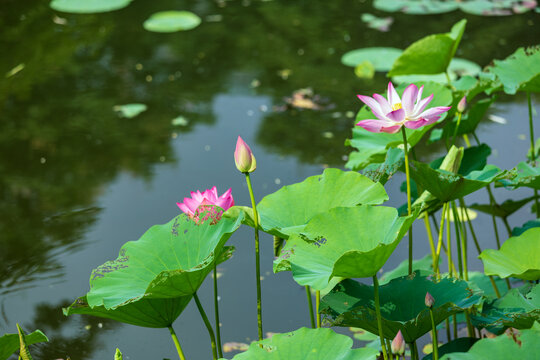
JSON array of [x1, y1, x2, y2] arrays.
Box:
[[1, 1, 539, 359]]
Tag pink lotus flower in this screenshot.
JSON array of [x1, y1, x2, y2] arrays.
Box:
[[391, 330, 405, 355], [234, 136, 257, 173], [177, 186, 234, 224], [356, 82, 451, 134]]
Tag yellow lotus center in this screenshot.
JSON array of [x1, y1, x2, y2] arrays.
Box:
[[392, 102, 402, 111]]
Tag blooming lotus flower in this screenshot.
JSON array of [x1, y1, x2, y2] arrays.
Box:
[[356, 82, 451, 134], [234, 136, 257, 173], [391, 330, 405, 355], [177, 186, 234, 224]]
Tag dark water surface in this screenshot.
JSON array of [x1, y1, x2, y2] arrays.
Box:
[[1, 1, 539, 359]]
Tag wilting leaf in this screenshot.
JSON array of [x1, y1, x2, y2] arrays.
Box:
[[479, 227, 540, 281], [50, 0, 132, 13], [224, 327, 379, 360], [143, 11, 202, 33], [321, 272, 481, 343]]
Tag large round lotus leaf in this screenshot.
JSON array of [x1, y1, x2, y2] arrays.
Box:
[[64, 211, 243, 327], [373, 0, 459, 14], [50, 0, 132, 13], [0, 329, 48, 360], [497, 162, 540, 190], [341, 47, 403, 71], [347, 81, 452, 171], [321, 273, 481, 343], [439, 322, 540, 360], [274, 206, 416, 290], [483, 46, 540, 95], [409, 162, 502, 202], [143, 11, 201, 33], [257, 168, 388, 238], [225, 327, 379, 360], [388, 20, 466, 76], [449, 58, 482, 77], [479, 227, 540, 280], [469, 196, 535, 218], [471, 284, 540, 334]]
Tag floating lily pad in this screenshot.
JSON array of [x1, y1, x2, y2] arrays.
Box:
[[64, 211, 243, 327], [113, 104, 147, 118], [256, 168, 388, 238], [321, 272, 481, 343], [341, 47, 403, 71], [479, 227, 540, 281], [483, 46, 540, 95], [274, 205, 416, 290], [497, 162, 540, 190], [50, 0, 132, 13], [0, 329, 48, 360], [143, 11, 202, 33], [225, 327, 379, 360], [347, 82, 452, 171], [440, 321, 540, 360], [361, 13, 394, 32], [373, 0, 537, 16], [374, 0, 459, 14], [471, 284, 540, 333], [388, 20, 466, 76]]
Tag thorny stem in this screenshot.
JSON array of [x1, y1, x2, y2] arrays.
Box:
[[213, 266, 223, 358], [373, 275, 389, 360], [306, 286, 316, 328], [168, 326, 187, 360], [245, 173, 263, 341], [401, 127, 413, 275], [194, 292, 218, 360]]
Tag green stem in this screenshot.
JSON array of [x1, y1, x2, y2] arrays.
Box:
[[446, 203, 452, 278], [168, 326, 187, 360], [245, 173, 263, 341], [213, 266, 223, 358], [528, 92, 536, 165], [445, 318, 451, 342], [430, 308, 439, 360], [412, 341, 419, 360], [316, 290, 321, 328], [385, 338, 394, 360], [452, 314, 458, 339], [452, 112, 463, 145], [424, 213, 437, 261], [451, 202, 464, 279], [459, 198, 482, 255], [373, 275, 389, 360], [434, 203, 448, 276], [502, 217, 512, 238], [401, 127, 413, 275], [305, 286, 316, 329], [194, 292, 218, 360], [465, 310, 474, 338]]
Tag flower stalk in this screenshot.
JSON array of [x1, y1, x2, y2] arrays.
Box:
[[213, 265, 223, 358], [194, 292, 218, 360], [305, 286, 316, 328], [401, 127, 414, 275], [168, 326, 187, 360], [373, 275, 389, 360]]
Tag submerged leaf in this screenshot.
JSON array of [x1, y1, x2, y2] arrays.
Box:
[[225, 327, 379, 359], [479, 227, 540, 280]]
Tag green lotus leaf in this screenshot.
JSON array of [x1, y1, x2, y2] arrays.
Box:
[[143, 11, 202, 33], [430, 144, 492, 177], [64, 210, 243, 327], [441, 98, 495, 139], [274, 206, 416, 290], [471, 284, 540, 334], [223, 327, 379, 360], [257, 168, 388, 238], [513, 219, 540, 236], [347, 82, 452, 171], [341, 47, 403, 71], [392, 58, 481, 85], [497, 162, 540, 190], [469, 196, 535, 218], [113, 104, 147, 119], [483, 46, 540, 95], [388, 20, 466, 76], [362, 148, 404, 185], [321, 272, 481, 343], [479, 227, 540, 280], [373, 0, 459, 14], [50, 0, 132, 13], [0, 329, 48, 360], [466, 271, 509, 300], [409, 160, 503, 203], [379, 255, 432, 285], [423, 338, 478, 360], [440, 321, 540, 360]]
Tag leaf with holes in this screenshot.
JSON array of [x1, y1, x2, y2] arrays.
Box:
[[321, 272, 481, 343], [223, 327, 379, 360], [273, 205, 416, 290], [256, 168, 388, 239], [497, 162, 540, 190], [64, 210, 243, 327]]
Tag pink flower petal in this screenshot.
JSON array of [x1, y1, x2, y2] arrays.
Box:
[[176, 202, 193, 216], [373, 93, 392, 114], [410, 93, 434, 118], [356, 119, 402, 133], [417, 106, 451, 119], [385, 108, 405, 123], [404, 119, 435, 129], [387, 82, 401, 107], [357, 95, 386, 120], [401, 84, 418, 115], [183, 197, 201, 213]]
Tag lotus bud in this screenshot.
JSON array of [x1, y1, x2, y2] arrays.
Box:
[[457, 96, 467, 113], [425, 292, 435, 308], [234, 136, 257, 173], [391, 330, 405, 355]]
